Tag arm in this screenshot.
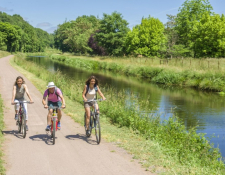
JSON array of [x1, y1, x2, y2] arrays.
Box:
[[59, 94, 66, 108], [42, 96, 48, 108], [11, 85, 16, 105], [24, 85, 33, 103], [97, 86, 106, 100], [82, 85, 87, 101]]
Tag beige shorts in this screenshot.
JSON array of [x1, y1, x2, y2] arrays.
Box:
[[84, 101, 95, 108]]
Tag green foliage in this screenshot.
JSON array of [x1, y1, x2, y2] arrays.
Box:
[[125, 16, 166, 57], [95, 11, 129, 56], [0, 22, 21, 52], [191, 13, 225, 57], [0, 12, 53, 52], [0, 95, 5, 174], [54, 15, 100, 53]]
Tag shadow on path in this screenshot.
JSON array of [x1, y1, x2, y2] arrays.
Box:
[[65, 134, 98, 145], [2, 130, 25, 139], [29, 134, 55, 145]]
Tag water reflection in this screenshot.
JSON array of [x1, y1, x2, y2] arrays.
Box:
[[26, 56, 225, 158]]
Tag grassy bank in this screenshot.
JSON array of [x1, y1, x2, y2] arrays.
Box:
[[12, 53, 225, 174], [0, 95, 5, 174], [0, 51, 10, 58], [28, 51, 225, 92]]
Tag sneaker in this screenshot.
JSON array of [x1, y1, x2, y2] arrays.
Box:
[[26, 125, 28, 131], [86, 128, 91, 137], [15, 114, 18, 120], [57, 121, 61, 130], [45, 125, 51, 131]]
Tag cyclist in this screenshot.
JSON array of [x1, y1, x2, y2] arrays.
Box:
[[11, 76, 33, 131], [82, 76, 106, 135], [42, 82, 66, 131]]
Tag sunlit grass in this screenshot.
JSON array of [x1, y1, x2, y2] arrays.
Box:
[[0, 51, 10, 58], [0, 95, 5, 174]]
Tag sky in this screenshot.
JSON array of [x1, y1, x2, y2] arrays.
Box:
[[0, 0, 225, 33]]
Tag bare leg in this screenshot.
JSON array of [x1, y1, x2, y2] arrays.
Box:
[[85, 107, 90, 130], [57, 109, 62, 122], [47, 109, 53, 125]]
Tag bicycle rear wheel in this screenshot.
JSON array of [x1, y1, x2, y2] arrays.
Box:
[[22, 114, 26, 138], [52, 118, 56, 145], [95, 115, 101, 144]]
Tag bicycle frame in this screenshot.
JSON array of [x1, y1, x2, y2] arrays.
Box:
[[51, 108, 58, 132], [46, 106, 60, 145], [14, 101, 30, 138]]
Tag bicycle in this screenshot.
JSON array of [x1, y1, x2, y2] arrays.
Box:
[[84, 99, 104, 144], [45, 106, 59, 145], [15, 101, 31, 138]]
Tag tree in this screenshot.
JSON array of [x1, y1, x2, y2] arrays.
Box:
[[191, 13, 225, 57], [175, 0, 213, 57], [95, 12, 129, 56], [88, 33, 106, 55], [54, 15, 100, 53], [125, 16, 166, 57], [0, 22, 21, 52]]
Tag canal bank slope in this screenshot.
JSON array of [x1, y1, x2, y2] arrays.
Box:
[[44, 53, 225, 92], [0, 55, 153, 175]]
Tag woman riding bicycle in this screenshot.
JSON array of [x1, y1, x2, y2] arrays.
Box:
[[42, 82, 66, 131], [11, 76, 33, 131], [82, 76, 106, 135]]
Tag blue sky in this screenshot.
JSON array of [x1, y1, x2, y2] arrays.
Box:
[[0, 0, 224, 33]]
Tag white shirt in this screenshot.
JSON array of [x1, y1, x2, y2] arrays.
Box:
[[86, 87, 96, 100]]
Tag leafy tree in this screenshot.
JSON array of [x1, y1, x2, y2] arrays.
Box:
[[95, 12, 129, 56], [175, 0, 213, 57], [191, 13, 225, 57], [125, 16, 166, 57], [54, 15, 100, 53], [0, 22, 21, 52], [88, 33, 106, 55], [0, 12, 53, 52]]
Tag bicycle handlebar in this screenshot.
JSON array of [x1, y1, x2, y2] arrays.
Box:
[[84, 99, 106, 103], [48, 106, 62, 110], [13, 101, 33, 104]]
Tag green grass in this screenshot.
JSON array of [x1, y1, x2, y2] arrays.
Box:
[[0, 95, 5, 174], [11, 54, 225, 174], [0, 51, 10, 58]]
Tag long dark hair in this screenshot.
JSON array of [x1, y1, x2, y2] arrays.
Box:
[[85, 75, 99, 86], [14, 76, 25, 86]]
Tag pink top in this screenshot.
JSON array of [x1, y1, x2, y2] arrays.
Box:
[[43, 88, 62, 102]]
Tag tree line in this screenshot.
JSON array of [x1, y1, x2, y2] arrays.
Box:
[[1, 0, 225, 58], [0, 12, 54, 52], [54, 0, 225, 58]]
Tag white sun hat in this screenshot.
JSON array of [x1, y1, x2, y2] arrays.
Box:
[[47, 82, 56, 88]]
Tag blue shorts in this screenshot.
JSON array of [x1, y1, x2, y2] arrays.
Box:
[[48, 101, 62, 108]]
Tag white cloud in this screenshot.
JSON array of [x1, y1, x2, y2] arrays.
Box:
[[46, 26, 57, 34], [0, 6, 13, 12], [36, 22, 52, 28]]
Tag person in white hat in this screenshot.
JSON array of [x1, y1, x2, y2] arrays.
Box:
[[42, 82, 66, 131]]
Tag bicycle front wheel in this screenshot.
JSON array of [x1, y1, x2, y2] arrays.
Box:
[[18, 116, 22, 133], [22, 114, 26, 138], [52, 118, 56, 145], [95, 115, 101, 144]]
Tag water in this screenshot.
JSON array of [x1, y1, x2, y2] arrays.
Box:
[[27, 56, 225, 158]]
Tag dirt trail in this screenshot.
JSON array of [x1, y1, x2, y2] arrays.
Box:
[[0, 55, 153, 175]]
